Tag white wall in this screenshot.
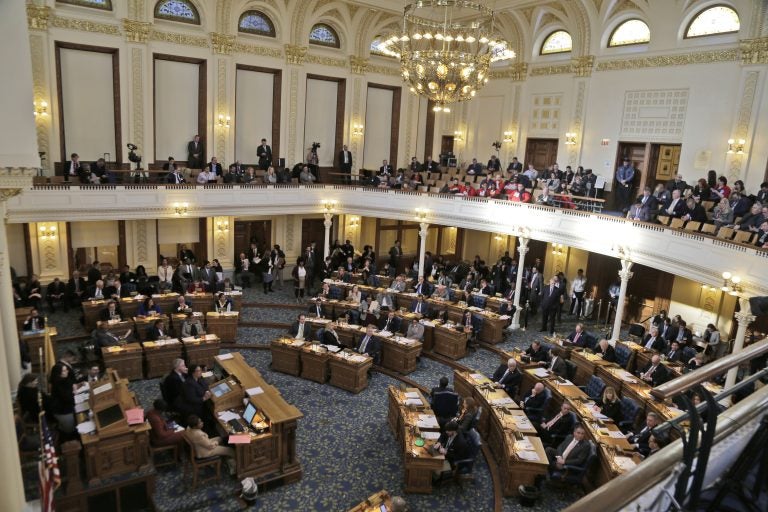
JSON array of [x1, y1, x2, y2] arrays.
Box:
[[6, 223, 27, 277], [363, 87, 393, 169], [154, 59, 199, 162], [59, 48, 116, 161], [158, 218, 199, 244], [70, 220, 119, 248], [235, 69, 274, 164], [303, 78, 337, 166]]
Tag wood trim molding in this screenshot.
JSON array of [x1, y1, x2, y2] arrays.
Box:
[[306, 74, 346, 169], [234, 64, 282, 167], [54, 41, 122, 166], [152, 53, 207, 164], [367, 83, 402, 169], [424, 99, 435, 162]]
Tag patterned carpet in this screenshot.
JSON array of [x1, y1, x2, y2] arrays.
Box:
[[34, 286, 614, 511]]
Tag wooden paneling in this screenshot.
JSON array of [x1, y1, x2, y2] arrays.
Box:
[[300, 219, 326, 258], [233, 220, 272, 257], [424, 100, 435, 162], [523, 138, 558, 171]]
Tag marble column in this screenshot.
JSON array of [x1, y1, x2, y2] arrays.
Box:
[[418, 222, 429, 278], [0, 192, 23, 390], [510, 237, 529, 330], [724, 298, 756, 390], [323, 213, 333, 259], [609, 258, 634, 345]]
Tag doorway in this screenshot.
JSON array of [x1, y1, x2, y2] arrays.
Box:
[[440, 136, 455, 166], [300, 219, 327, 262], [647, 144, 682, 191], [523, 138, 559, 171], [233, 220, 272, 258], [613, 142, 649, 210]]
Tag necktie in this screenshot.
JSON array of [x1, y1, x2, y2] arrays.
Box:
[[545, 412, 562, 429], [416, 303, 421, 313], [96, 288, 102, 298], [646, 337, 655, 349], [550, 357, 557, 371], [573, 332, 580, 344], [550, 285, 554, 295]]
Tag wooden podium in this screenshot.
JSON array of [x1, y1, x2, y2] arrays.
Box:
[[119, 295, 144, 319], [185, 292, 214, 314], [205, 311, 239, 343], [433, 324, 469, 359], [20, 326, 58, 373], [132, 314, 169, 342], [150, 292, 180, 316], [102, 343, 144, 380]]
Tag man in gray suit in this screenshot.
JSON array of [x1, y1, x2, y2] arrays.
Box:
[[406, 318, 425, 341], [545, 425, 591, 472]]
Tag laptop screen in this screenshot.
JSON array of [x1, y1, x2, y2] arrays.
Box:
[[243, 402, 257, 424]]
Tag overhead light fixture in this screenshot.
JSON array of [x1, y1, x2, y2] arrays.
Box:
[[38, 224, 57, 240], [551, 243, 564, 256], [379, 1, 514, 113], [565, 132, 577, 145], [454, 130, 464, 142], [727, 138, 745, 154]]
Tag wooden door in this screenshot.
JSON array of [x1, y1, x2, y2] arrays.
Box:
[[301, 219, 327, 262], [440, 136, 454, 165], [647, 144, 681, 190], [613, 143, 648, 210], [523, 138, 558, 171], [233, 220, 272, 258]]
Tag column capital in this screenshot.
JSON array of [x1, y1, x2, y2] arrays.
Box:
[[26, 4, 51, 31], [571, 55, 595, 77], [211, 32, 236, 55], [123, 19, 151, 44], [618, 267, 633, 282], [735, 297, 756, 324], [349, 55, 369, 75], [285, 44, 308, 65], [517, 236, 529, 252], [419, 222, 429, 237], [740, 37, 768, 65]]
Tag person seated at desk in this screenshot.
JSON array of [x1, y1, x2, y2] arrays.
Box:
[[347, 285, 362, 304], [187, 279, 205, 294], [148, 399, 185, 449], [16, 374, 40, 420], [356, 324, 381, 365], [92, 321, 132, 350], [666, 340, 683, 362], [214, 292, 233, 313], [184, 414, 236, 475], [538, 402, 575, 448], [22, 307, 45, 331], [288, 314, 313, 341], [336, 267, 351, 284], [321, 323, 341, 347], [432, 284, 450, 300], [46, 277, 68, 313], [163, 358, 188, 413], [594, 339, 616, 362], [147, 318, 169, 341], [176, 365, 211, 421], [83, 363, 103, 383], [376, 289, 395, 311], [547, 348, 567, 378], [687, 352, 706, 372], [358, 296, 381, 325], [627, 412, 661, 457], [492, 358, 522, 398], [105, 279, 129, 300], [411, 295, 430, 317], [431, 421, 470, 473], [672, 319, 694, 347], [594, 386, 622, 423], [477, 279, 492, 296], [307, 298, 326, 319], [99, 299, 123, 322], [564, 323, 588, 348], [379, 261, 396, 278], [138, 296, 162, 317], [88, 279, 107, 300], [67, 270, 87, 308], [520, 383, 548, 422], [545, 425, 590, 474], [413, 276, 432, 296], [638, 354, 670, 386], [378, 311, 401, 334], [181, 312, 204, 338], [645, 434, 668, 459], [406, 318, 425, 341], [391, 275, 407, 293], [453, 397, 480, 436], [175, 295, 193, 314], [642, 326, 666, 352]]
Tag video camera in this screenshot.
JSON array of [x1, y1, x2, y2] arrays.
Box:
[[311, 142, 321, 152], [127, 143, 142, 167]]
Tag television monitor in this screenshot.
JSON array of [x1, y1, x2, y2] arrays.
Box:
[[242, 402, 257, 425], [96, 403, 124, 429], [210, 381, 232, 398]]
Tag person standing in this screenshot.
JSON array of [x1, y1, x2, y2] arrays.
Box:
[[569, 269, 587, 319], [338, 144, 352, 184], [187, 135, 204, 169], [257, 138, 272, 170], [615, 157, 637, 213], [540, 277, 562, 335]]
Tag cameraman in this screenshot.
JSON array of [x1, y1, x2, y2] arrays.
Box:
[[306, 143, 320, 181]]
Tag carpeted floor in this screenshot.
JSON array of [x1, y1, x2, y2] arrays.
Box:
[[33, 285, 626, 512]]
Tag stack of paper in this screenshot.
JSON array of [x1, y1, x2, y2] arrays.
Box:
[[404, 399, 423, 406], [217, 410, 240, 422], [498, 315, 510, 320], [74, 392, 90, 404], [491, 397, 515, 406], [246, 387, 264, 396], [325, 345, 342, 353], [609, 430, 628, 439], [469, 373, 485, 381], [517, 451, 541, 462], [404, 392, 420, 399], [76, 421, 96, 435], [350, 355, 367, 363], [615, 456, 637, 471], [416, 414, 439, 429], [533, 368, 550, 378], [422, 431, 440, 440], [515, 439, 534, 451]]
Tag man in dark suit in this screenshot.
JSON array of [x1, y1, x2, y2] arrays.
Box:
[[666, 341, 683, 362], [198, 261, 217, 292], [46, 277, 68, 313], [564, 323, 588, 347], [547, 348, 567, 378], [524, 341, 550, 363], [477, 279, 492, 295], [338, 144, 352, 183], [378, 311, 401, 334], [411, 295, 430, 317], [629, 187, 659, 221], [638, 355, 670, 387], [208, 157, 223, 177], [307, 299, 326, 319], [665, 174, 689, 193], [105, 279, 130, 300], [167, 167, 186, 184], [545, 425, 591, 472], [288, 314, 313, 341], [672, 319, 693, 346], [87, 279, 106, 300], [64, 153, 87, 183], [187, 135, 204, 169], [119, 265, 136, 286], [257, 138, 272, 170], [430, 377, 460, 428], [421, 156, 439, 173], [520, 382, 548, 423], [87, 262, 102, 286], [595, 339, 617, 362], [642, 326, 666, 352], [379, 160, 393, 176], [99, 300, 123, 321], [413, 276, 431, 296], [660, 317, 676, 342], [434, 421, 470, 470], [662, 188, 687, 218], [321, 324, 341, 347], [146, 319, 168, 341], [628, 412, 660, 457], [539, 277, 561, 334], [389, 240, 402, 269], [356, 324, 381, 364], [163, 358, 189, 413], [538, 402, 575, 447], [66, 270, 87, 308], [507, 157, 522, 174], [466, 158, 483, 175], [162, 157, 176, 171], [492, 358, 522, 398]]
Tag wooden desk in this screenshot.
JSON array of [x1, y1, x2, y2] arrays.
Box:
[[379, 334, 422, 375], [82, 299, 109, 331], [347, 490, 392, 512], [141, 339, 182, 378], [387, 386, 444, 493], [213, 352, 302, 484], [102, 343, 144, 380], [328, 350, 372, 393], [132, 314, 169, 341], [222, 290, 243, 311], [300, 345, 329, 383], [119, 295, 144, 319], [205, 311, 239, 343], [569, 349, 616, 386], [20, 327, 58, 373], [15, 306, 33, 331], [150, 293, 180, 316], [181, 334, 221, 369], [475, 310, 508, 344], [270, 338, 303, 376], [432, 323, 469, 359], [103, 319, 134, 340], [185, 292, 214, 314]]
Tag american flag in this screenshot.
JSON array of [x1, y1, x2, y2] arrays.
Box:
[[39, 415, 61, 512]]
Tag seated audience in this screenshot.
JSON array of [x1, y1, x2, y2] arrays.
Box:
[[538, 402, 575, 447], [594, 386, 623, 423], [148, 399, 184, 448], [594, 339, 616, 362], [628, 412, 661, 457]]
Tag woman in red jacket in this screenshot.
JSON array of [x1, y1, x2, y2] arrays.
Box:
[[147, 399, 185, 448]]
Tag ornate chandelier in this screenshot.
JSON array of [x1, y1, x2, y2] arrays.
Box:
[[378, 1, 514, 113]]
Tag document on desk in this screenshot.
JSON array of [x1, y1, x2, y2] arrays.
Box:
[[76, 421, 96, 435], [125, 407, 144, 425], [217, 411, 240, 422], [592, 412, 610, 421], [422, 431, 440, 440], [608, 430, 628, 439], [615, 456, 637, 471], [491, 397, 515, 406], [517, 450, 541, 462], [469, 373, 485, 381], [93, 382, 113, 395], [514, 439, 535, 451], [228, 434, 251, 444], [324, 345, 342, 353], [74, 401, 90, 413], [246, 387, 264, 396], [532, 368, 550, 378], [349, 355, 368, 363], [74, 391, 90, 404], [405, 399, 423, 406], [404, 391, 420, 399], [498, 315, 510, 320], [417, 414, 439, 429], [216, 353, 234, 361]]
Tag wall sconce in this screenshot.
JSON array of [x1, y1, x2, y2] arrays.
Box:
[[700, 284, 718, 292], [216, 220, 229, 233], [38, 224, 57, 240], [217, 114, 231, 129], [494, 235, 503, 241], [454, 130, 464, 142], [348, 216, 360, 229], [414, 208, 429, 222], [601, 138, 610, 146], [33, 100, 48, 117], [352, 124, 364, 137], [174, 202, 189, 216], [321, 199, 337, 213], [503, 131, 514, 144], [565, 132, 577, 145], [727, 138, 745, 154], [721, 272, 742, 296], [551, 243, 565, 256]]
